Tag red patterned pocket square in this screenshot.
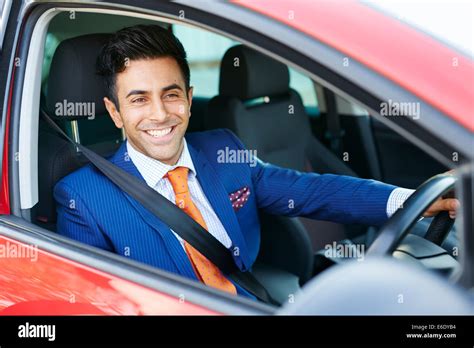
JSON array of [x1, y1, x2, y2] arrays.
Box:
[[229, 186, 251, 211]]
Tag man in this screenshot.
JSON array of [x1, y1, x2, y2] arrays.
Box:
[[54, 25, 458, 300]]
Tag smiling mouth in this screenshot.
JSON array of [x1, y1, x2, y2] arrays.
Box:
[[144, 126, 175, 138]]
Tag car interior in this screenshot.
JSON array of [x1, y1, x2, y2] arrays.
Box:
[[29, 11, 453, 304]]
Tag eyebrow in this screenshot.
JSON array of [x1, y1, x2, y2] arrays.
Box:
[[162, 83, 184, 93], [125, 89, 148, 99], [125, 84, 184, 99]]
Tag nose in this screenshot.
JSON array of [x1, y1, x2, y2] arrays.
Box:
[[148, 98, 168, 122]]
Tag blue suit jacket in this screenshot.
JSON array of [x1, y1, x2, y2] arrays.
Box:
[[54, 129, 396, 297]]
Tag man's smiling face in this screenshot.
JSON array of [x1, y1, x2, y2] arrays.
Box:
[[104, 57, 193, 165]]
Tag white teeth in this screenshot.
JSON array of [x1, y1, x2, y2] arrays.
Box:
[[146, 127, 172, 137]]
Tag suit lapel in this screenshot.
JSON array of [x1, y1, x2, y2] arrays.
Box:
[[109, 142, 198, 280], [187, 143, 251, 271]]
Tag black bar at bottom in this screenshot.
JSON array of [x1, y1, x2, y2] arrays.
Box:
[[0, 316, 472, 346]]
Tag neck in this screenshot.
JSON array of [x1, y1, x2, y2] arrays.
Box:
[[158, 139, 184, 166]]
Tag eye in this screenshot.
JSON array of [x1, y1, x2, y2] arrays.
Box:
[[132, 97, 146, 104], [164, 93, 179, 100]]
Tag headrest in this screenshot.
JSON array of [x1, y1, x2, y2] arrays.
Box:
[[219, 45, 290, 100], [46, 34, 111, 120]]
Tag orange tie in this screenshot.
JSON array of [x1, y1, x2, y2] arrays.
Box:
[[166, 166, 237, 295]]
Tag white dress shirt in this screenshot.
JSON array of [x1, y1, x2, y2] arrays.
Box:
[[386, 187, 415, 217], [126, 139, 232, 249], [127, 139, 414, 246]]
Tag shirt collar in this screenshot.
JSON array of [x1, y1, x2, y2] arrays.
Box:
[[126, 138, 196, 188]]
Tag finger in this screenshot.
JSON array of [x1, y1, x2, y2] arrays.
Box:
[[439, 198, 459, 212], [449, 198, 460, 210], [424, 198, 460, 217]]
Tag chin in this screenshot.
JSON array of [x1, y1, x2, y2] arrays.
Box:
[[149, 147, 181, 164], [133, 132, 184, 164]]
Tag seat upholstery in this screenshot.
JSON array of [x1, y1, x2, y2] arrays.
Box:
[[206, 45, 363, 284], [206, 45, 357, 177], [35, 34, 121, 229], [46, 34, 111, 118]]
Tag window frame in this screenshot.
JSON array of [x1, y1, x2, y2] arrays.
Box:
[[0, 0, 12, 51]]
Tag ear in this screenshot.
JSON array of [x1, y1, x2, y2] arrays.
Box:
[[103, 97, 123, 128], [187, 86, 194, 115]]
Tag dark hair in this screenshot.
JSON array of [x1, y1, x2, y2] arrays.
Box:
[[96, 24, 190, 108]]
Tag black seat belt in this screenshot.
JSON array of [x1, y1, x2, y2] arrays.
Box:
[[323, 88, 345, 156], [41, 110, 277, 305]]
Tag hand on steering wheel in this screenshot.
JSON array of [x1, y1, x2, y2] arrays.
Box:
[[423, 170, 459, 219], [368, 173, 458, 256]]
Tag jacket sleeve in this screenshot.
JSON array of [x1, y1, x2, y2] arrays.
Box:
[[54, 181, 115, 251], [223, 129, 397, 227]]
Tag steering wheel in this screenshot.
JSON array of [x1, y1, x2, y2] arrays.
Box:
[[367, 173, 457, 256]]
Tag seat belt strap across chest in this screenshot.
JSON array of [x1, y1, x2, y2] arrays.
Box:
[[41, 110, 277, 305]]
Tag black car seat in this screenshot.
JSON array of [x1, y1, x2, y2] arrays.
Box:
[[35, 34, 122, 230], [205, 45, 368, 288]]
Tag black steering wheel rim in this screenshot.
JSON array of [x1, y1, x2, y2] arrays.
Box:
[[367, 173, 457, 256]]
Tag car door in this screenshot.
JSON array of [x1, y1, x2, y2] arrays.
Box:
[[0, 0, 16, 217], [370, 118, 448, 188], [312, 86, 449, 188]]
